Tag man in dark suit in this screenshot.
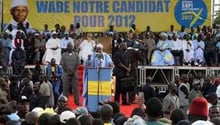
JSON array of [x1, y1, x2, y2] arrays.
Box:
[[113, 42, 131, 105]]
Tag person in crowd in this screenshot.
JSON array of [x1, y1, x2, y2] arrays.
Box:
[[151, 32, 174, 66], [55, 95, 71, 114], [19, 77, 33, 99], [207, 93, 218, 109], [146, 97, 167, 125], [170, 109, 187, 125], [33, 32, 46, 64], [163, 83, 179, 118], [124, 32, 136, 48], [22, 111, 39, 125], [17, 96, 30, 119], [99, 104, 114, 125], [209, 105, 220, 121], [113, 42, 131, 105], [4, 0, 30, 30], [38, 74, 51, 108], [178, 74, 189, 114], [32, 64, 43, 83], [45, 58, 63, 106], [7, 101, 20, 121], [189, 80, 203, 103], [78, 33, 95, 62], [29, 83, 45, 111], [142, 33, 156, 65], [188, 97, 211, 124], [11, 38, 26, 76], [112, 33, 123, 57], [0, 42, 8, 74], [68, 24, 75, 36], [77, 114, 93, 125], [42, 31, 61, 64], [170, 33, 183, 65], [193, 34, 205, 66], [60, 43, 81, 106], [142, 76, 155, 105], [0, 77, 9, 104], [60, 32, 74, 53]]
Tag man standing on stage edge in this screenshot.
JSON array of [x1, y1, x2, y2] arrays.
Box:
[[60, 43, 81, 105]]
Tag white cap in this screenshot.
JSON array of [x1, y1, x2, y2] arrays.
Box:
[[191, 120, 213, 125], [96, 43, 103, 48], [159, 32, 168, 38], [52, 31, 57, 34], [60, 111, 76, 123], [11, 0, 28, 9]]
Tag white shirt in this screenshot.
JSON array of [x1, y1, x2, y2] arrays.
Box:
[[60, 37, 74, 49]]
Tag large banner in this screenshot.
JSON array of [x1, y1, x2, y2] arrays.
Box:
[[3, 0, 211, 32]]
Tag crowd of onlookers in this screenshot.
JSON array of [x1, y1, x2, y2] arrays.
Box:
[[1, 22, 220, 125]]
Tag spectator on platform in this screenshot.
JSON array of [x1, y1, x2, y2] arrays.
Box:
[[151, 32, 174, 66], [45, 58, 63, 106], [193, 34, 205, 66], [113, 42, 131, 105], [33, 32, 46, 64], [215, 34, 220, 66], [163, 83, 179, 118], [60, 43, 80, 106], [11, 39, 26, 76], [42, 31, 61, 64], [178, 26, 187, 39], [170, 33, 183, 65], [182, 34, 194, 65], [24, 33, 35, 64], [142, 32, 156, 65], [74, 23, 83, 37], [1, 32, 12, 64], [78, 33, 95, 62], [42, 24, 51, 39], [204, 32, 217, 66], [60, 32, 74, 53], [4, 0, 30, 30], [68, 24, 75, 36]]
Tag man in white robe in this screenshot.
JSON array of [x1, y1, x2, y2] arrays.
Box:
[[151, 32, 174, 66], [193, 34, 205, 66], [182, 34, 194, 65], [42, 31, 61, 64]]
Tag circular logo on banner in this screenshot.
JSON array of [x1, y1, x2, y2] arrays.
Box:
[[174, 0, 207, 28]]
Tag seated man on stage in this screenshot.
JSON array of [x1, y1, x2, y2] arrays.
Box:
[[170, 33, 183, 65], [151, 32, 174, 66], [193, 34, 205, 66], [82, 43, 113, 106], [182, 34, 194, 66]]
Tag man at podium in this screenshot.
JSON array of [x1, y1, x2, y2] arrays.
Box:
[[82, 43, 113, 110]]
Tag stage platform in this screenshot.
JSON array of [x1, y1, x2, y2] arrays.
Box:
[[138, 66, 220, 93]]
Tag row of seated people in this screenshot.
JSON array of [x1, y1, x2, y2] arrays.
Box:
[[115, 31, 220, 66]]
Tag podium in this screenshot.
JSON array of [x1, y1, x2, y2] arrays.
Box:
[[87, 68, 112, 112]]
